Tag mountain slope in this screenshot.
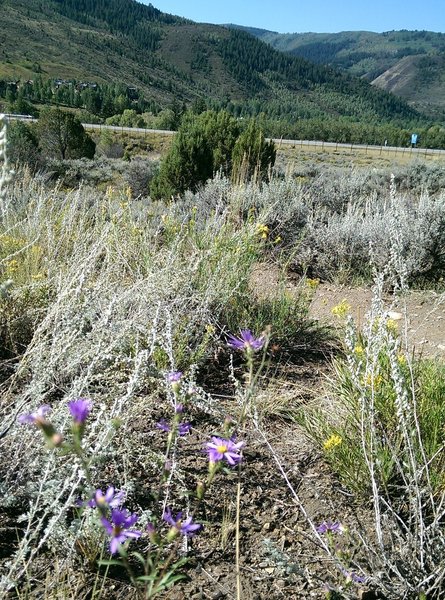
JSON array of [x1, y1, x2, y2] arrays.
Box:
[[230, 26, 445, 118], [0, 0, 426, 128]]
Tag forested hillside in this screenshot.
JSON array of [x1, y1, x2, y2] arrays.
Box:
[[0, 0, 439, 144], [230, 26, 445, 118]]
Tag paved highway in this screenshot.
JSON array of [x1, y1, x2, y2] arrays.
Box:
[[3, 114, 445, 156]]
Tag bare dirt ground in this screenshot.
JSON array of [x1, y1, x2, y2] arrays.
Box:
[[310, 283, 445, 358], [250, 263, 445, 357]]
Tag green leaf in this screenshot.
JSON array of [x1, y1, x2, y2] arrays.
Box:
[[136, 575, 157, 582], [97, 559, 122, 568], [131, 551, 147, 566], [158, 573, 186, 588]]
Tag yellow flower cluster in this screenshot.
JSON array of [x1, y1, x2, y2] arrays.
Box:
[[331, 299, 351, 318], [30, 244, 43, 258], [257, 224, 269, 239], [397, 353, 407, 366], [385, 318, 399, 335], [5, 259, 19, 275], [323, 434, 342, 451], [306, 278, 320, 289], [105, 186, 115, 200], [31, 272, 46, 281], [363, 373, 383, 389], [0, 234, 26, 248]]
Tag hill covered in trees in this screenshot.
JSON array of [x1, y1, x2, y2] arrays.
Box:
[[229, 26, 445, 119], [0, 0, 439, 144]]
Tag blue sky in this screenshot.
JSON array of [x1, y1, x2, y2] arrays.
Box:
[[147, 1, 445, 33]]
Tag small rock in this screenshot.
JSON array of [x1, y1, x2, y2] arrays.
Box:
[[387, 310, 403, 320]]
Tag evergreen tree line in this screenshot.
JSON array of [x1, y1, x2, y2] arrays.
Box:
[[0, 77, 160, 120], [52, 0, 183, 51], [3, 78, 445, 149], [217, 29, 421, 123]]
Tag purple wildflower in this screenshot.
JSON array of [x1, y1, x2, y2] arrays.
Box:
[[316, 520, 345, 535], [100, 508, 141, 555], [68, 398, 92, 424], [206, 436, 244, 466], [18, 405, 51, 425], [343, 569, 366, 584], [162, 507, 201, 537], [156, 419, 170, 432], [174, 403, 184, 414], [156, 419, 191, 436], [178, 422, 191, 436], [88, 486, 126, 509], [167, 371, 182, 383], [227, 329, 264, 352]]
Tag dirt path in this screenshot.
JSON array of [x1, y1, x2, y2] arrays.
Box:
[[310, 284, 445, 358], [250, 263, 445, 357]]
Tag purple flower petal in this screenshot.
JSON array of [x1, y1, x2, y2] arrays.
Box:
[[18, 405, 51, 425], [178, 422, 191, 436], [227, 329, 264, 352], [167, 371, 183, 383], [316, 520, 344, 534], [88, 487, 125, 509], [162, 508, 201, 537], [206, 436, 244, 466], [156, 419, 170, 432], [68, 398, 92, 424], [100, 509, 141, 554]]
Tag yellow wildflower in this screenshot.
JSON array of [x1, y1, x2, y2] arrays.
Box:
[[32, 272, 45, 281], [105, 186, 114, 199], [6, 259, 19, 274], [397, 353, 407, 366], [386, 318, 399, 335], [331, 299, 351, 318], [306, 278, 320, 289], [273, 236, 282, 244], [363, 373, 383, 389], [30, 245, 43, 258], [354, 345, 364, 356], [257, 224, 269, 239], [324, 434, 342, 451]]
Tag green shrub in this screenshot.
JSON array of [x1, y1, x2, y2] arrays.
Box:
[[300, 306, 445, 499], [220, 283, 325, 360], [232, 119, 276, 183], [6, 121, 41, 170], [150, 111, 276, 199], [38, 108, 96, 160]]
